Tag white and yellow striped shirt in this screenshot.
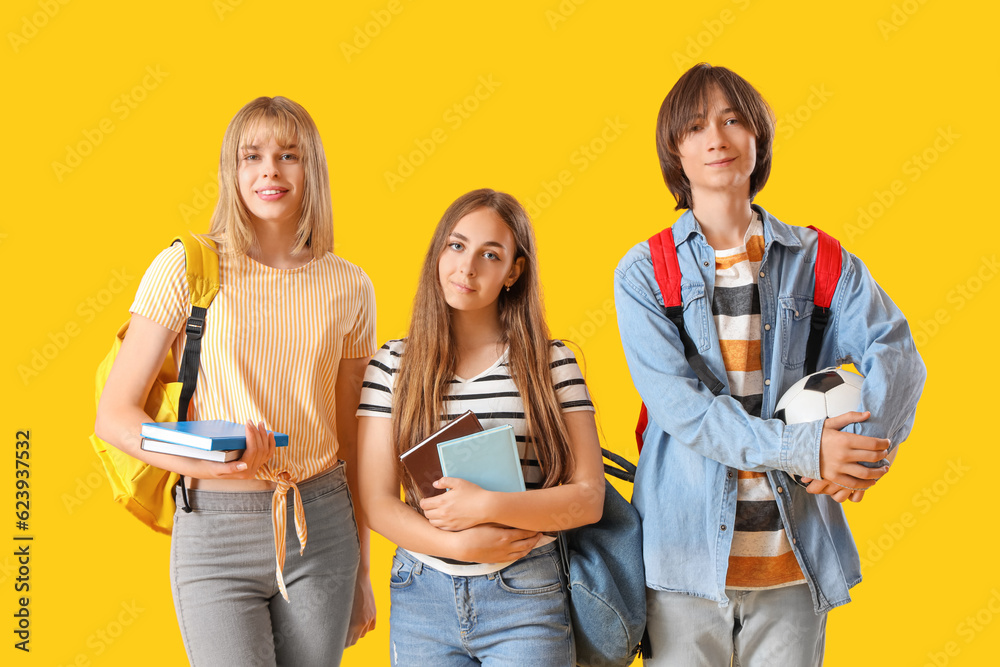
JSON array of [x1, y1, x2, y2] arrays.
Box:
[[131, 241, 376, 598]]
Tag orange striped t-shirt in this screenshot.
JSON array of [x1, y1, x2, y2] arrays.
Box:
[[130, 240, 376, 599], [714, 215, 805, 590]]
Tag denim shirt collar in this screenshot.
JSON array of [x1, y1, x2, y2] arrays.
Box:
[[670, 204, 804, 251]]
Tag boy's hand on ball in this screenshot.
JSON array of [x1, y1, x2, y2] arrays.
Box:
[[818, 411, 890, 490]]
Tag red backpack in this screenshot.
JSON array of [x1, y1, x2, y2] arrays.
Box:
[[634, 224, 841, 453]]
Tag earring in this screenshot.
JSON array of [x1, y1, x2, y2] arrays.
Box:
[[505, 283, 511, 292]]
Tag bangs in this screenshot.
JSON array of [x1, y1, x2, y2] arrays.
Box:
[[666, 66, 768, 152], [237, 106, 301, 151]]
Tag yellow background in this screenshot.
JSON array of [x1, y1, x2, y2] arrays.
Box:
[[3, 0, 996, 664]]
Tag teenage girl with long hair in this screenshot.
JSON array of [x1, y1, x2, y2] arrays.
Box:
[[357, 188, 605, 665], [95, 96, 376, 665]]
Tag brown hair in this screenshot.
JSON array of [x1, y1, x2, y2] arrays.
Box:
[[656, 63, 775, 210], [207, 96, 333, 258], [391, 189, 573, 507]]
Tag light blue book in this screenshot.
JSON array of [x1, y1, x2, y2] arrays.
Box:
[[437, 425, 526, 493], [140, 420, 290, 451]]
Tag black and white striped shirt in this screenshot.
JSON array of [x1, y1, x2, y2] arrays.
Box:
[[357, 339, 594, 490]]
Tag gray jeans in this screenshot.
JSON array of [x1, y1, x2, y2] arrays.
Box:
[[170, 463, 360, 666]]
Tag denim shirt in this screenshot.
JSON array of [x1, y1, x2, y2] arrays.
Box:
[[613, 205, 926, 613]]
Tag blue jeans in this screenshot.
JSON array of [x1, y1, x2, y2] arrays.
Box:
[[388, 542, 574, 666], [644, 585, 827, 666], [170, 464, 360, 667]]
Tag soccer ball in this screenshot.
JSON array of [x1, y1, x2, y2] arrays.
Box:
[[774, 368, 863, 424]]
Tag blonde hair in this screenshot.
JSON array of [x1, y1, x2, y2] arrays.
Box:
[[392, 189, 574, 507], [208, 96, 333, 258]]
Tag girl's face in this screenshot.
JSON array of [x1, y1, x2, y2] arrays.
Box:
[[237, 129, 305, 228], [677, 85, 756, 203], [438, 207, 524, 316]]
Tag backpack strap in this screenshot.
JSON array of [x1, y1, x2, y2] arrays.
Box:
[[636, 228, 726, 453], [173, 235, 221, 422], [804, 226, 841, 375], [171, 235, 221, 512], [648, 228, 725, 396]]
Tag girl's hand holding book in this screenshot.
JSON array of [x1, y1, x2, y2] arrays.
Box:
[[209, 420, 276, 480], [421, 477, 493, 531]]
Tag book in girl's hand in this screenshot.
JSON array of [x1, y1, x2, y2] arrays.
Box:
[[141, 438, 244, 462], [400, 411, 484, 498], [140, 420, 290, 450], [437, 425, 526, 493]]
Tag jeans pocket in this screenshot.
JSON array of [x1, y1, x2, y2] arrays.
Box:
[[389, 554, 418, 589], [779, 296, 814, 369], [495, 552, 563, 596]]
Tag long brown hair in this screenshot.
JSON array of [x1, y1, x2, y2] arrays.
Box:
[[208, 96, 334, 258], [392, 188, 573, 507]]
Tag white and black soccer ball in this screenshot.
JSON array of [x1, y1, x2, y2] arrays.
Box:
[[774, 368, 863, 425]]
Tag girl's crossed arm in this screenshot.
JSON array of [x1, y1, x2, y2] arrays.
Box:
[[420, 410, 605, 533], [358, 415, 544, 564]]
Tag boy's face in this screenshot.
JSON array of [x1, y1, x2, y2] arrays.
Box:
[[677, 86, 757, 204]]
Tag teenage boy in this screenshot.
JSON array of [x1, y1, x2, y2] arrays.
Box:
[[613, 63, 926, 665]]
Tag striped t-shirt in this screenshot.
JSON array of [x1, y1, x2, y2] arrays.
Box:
[[715, 215, 805, 590], [130, 240, 377, 599], [357, 338, 594, 574]]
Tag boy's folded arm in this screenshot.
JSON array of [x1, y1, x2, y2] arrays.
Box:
[[614, 265, 822, 479], [827, 252, 927, 448]]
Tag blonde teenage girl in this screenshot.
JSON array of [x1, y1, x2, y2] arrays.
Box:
[[95, 96, 376, 666], [357, 188, 605, 666]]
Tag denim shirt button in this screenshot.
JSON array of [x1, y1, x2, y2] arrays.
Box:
[[703, 261, 710, 267], [764, 323, 771, 331], [727, 471, 733, 478], [777, 487, 784, 494], [721, 525, 727, 531], [759, 271, 765, 278], [764, 379, 771, 386]]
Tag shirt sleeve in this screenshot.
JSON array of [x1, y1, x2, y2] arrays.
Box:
[[827, 250, 926, 447], [357, 342, 398, 418], [129, 243, 188, 332], [343, 268, 378, 359], [550, 341, 595, 413]]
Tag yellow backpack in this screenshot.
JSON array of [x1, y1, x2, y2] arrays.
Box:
[[89, 235, 220, 534]]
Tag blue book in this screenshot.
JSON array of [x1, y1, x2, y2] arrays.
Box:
[[140, 420, 290, 451], [437, 425, 526, 493]]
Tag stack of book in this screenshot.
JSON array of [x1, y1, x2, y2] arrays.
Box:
[[140, 420, 289, 462], [400, 411, 525, 496]]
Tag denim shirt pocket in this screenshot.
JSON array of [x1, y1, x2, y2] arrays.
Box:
[[778, 296, 814, 369], [680, 283, 710, 352]]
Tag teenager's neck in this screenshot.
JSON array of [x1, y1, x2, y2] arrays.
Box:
[[248, 219, 311, 269], [450, 307, 505, 367], [690, 193, 755, 251]]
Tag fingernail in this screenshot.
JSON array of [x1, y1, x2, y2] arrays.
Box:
[[236, 463, 248, 471]]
